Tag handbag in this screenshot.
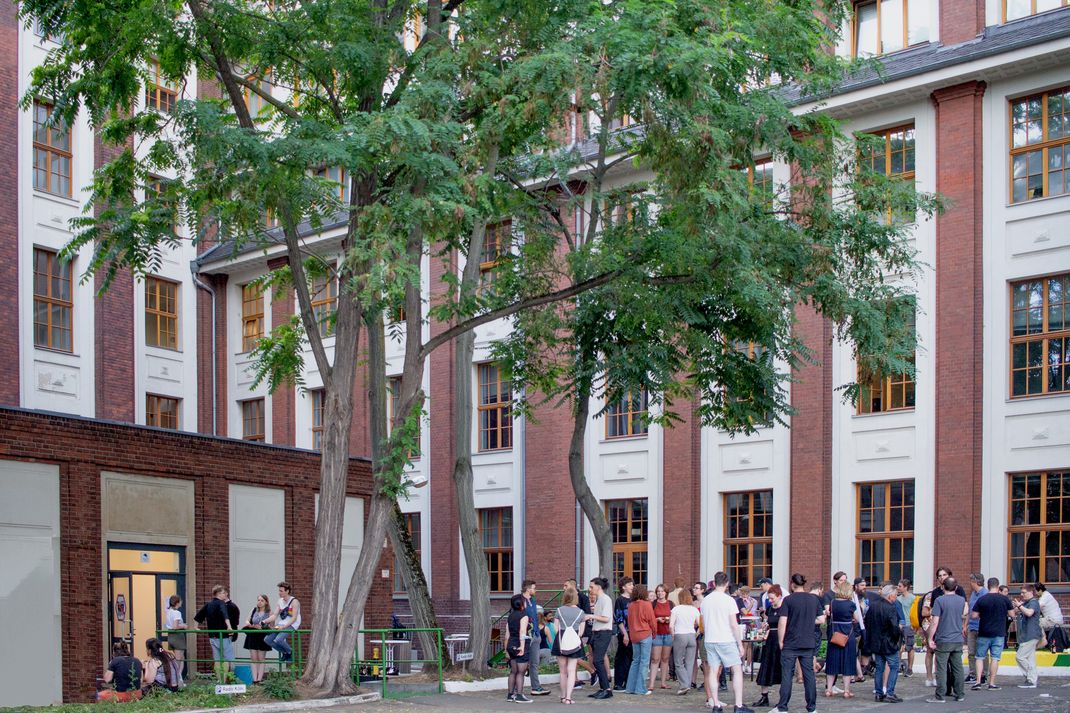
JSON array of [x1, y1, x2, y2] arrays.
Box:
[[830, 630, 849, 647], [558, 610, 583, 655]]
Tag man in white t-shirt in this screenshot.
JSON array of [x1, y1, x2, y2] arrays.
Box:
[[700, 572, 753, 713], [587, 577, 614, 698]]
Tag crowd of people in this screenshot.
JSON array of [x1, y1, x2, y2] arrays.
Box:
[[98, 581, 302, 699], [502, 568, 1066, 711]]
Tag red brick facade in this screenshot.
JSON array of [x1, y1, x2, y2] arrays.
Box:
[[0, 407, 389, 702], [662, 395, 702, 583], [939, 0, 984, 46], [0, 2, 18, 407]]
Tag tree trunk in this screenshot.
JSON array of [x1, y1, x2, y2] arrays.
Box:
[[568, 376, 614, 583], [389, 501, 449, 667]]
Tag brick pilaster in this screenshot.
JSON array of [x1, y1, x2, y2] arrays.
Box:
[[0, 2, 19, 406]]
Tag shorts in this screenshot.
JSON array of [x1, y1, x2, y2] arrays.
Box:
[[97, 689, 142, 703], [652, 633, 672, 647], [209, 635, 235, 663], [901, 625, 915, 647], [697, 637, 707, 661], [507, 643, 529, 663], [975, 636, 1004, 660], [704, 641, 742, 669]]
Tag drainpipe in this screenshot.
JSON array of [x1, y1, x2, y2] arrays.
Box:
[[190, 262, 217, 435]]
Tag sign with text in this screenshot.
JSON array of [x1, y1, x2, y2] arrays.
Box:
[[455, 652, 474, 662], [215, 684, 247, 695]]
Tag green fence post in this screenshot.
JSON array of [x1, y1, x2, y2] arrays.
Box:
[[437, 628, 444, 694]]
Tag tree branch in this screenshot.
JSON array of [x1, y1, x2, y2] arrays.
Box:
[[229, 72, 304, 122]]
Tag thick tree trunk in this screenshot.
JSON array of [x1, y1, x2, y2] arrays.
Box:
[[389, 502, 449, 667], [569, 378, 614, 583]]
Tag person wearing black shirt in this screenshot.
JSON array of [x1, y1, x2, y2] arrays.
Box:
[[970, 578, 1014, 690], [612, 578, 634, 691], [98, 641, 143, 702], [194, 584, 239, 672], [863, 585, 903, 703], [775, 574, 825, 713]]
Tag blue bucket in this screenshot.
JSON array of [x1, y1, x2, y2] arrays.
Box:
[[234, 665, 254, 686]]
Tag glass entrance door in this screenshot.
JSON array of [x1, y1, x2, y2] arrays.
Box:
[[107, 544, 186, 653]]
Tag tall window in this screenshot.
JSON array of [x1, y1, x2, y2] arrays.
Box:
[[479, 508, 513, 593], [145, 277, 178, 349], [314, 166, 349, 203], [310, 271, 337, 337], [311, 389, 325, 450], [388, 376, 420, 459], [1005, 1, 1069, 22], [852, 0, 929, 56], [856, 480, 915, 585], [394, 512, 422, 593], [1010, 273, 1070, 397], [606, 386, 649, 439], [479, 221, 509, 292], [860, 124, 916, 223], [146, 394, 180, 430], [146, 177, 176, 234], [145, 60, 178, 113], [724, 491, 773, 586], [32, 248, 73, 352], [1010, 86, 1070, 203], [477, 363, 512, 451], [607, 498, 648, 585], [745, 160, 774, 208], [242, 399, 265, 442], [857, 307, 916, 414], [241, 283, 264, 352], [32, 101, 72, 197], [244, 72, 273, 117], [1009, 471, 1070, 585]]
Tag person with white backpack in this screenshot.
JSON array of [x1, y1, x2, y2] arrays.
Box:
[[552, 589, 589, 704]]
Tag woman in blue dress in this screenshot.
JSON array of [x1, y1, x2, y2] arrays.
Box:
[[824, 581, 858, 699]]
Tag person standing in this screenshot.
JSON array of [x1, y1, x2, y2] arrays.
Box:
[[922, 567, 965, 688], [506, 594, 534, 703], [164, 595, 186, 677], [970, 577, 1013, 690], [243, 594, 273, 684], [757, 578, 773, 614], [701, 572, 754, 713], [925, 577, 968, 704], [625, 584, 657, 695], [520, 580, 550, 696], [1014, 584, 1042, 689], [669, 587, 700, 695], [193, 584, 237, 673], [553, 588, 588, 704], [586, 577, 614, 699], [693, 582, 710, 699], [824, 581, 858, 699], [751, 584, 784, 709], [649, 584, 673, 690], [612, 578, 634, 691], [864, 585, 903, 703], [668, 576, 686, 606], [775, 573, 824, 713], [965, 573, 985, 684], [896, 579, 916, 678], [264, 582, 300, 664]]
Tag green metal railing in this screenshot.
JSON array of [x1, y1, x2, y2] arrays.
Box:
[[157, 627, 444, 698], [487, 589, 564, 667]]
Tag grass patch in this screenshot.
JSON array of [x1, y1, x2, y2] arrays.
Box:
[[1, 677, 288, 713]]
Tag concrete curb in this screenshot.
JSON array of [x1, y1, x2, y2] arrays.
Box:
[[444, 673, 562, 693], [182, 692, 381, 713]]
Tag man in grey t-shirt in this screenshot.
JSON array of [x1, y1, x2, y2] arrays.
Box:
[[1013, 584, 1042, 688], [926, 578, 968, 702]]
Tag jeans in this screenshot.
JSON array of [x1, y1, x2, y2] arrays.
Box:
[[777, 648, 816, 712], [613, 634, 632, 687], [967, 629, 979, 674], [589, 630, 612, 690], [672, 634, 697, 689], [265, 630, 292, 658], [1017, 638, 1039, 685], [873, 652, 899, 696], [625, 636, 653, 694], [209, 635, 234, 663], [528, 632, 542, 689], [934, 641, 964, 699]]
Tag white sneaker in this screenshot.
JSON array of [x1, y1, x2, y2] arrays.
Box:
[[831, 686, 844, 694], [1018, 682, 1037, 689], [925, 679, 937, 687]]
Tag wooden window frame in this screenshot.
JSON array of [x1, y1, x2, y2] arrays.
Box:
[[309, 270, 338, 338], [723, 490, 774, 587], [1003, 0, 1070, 23], [478, 221, 510, 292], [314, 165, 349, 203], [606, 498, 649, 585], [477, 362, 512, 452], [32, 101, 72, 198], [244, 71, 273, 117], [145, 59, 178, 114], [855, 479, 915, 585], [241, 282, 265, 353], [145, 276, 179, 350], [1008, 470, 1070, 585], [1009, 273, 1070, 397], [605, 386, 649, 439], [146, 394, 180, 430], [1008, 86, 1070, 203], [388, 376, 420, 459], [859, 123, 917, 224], [479, 507, 514, 593], [850, 0, 923, 57], [146, 176, 177, 235], [856, 304, 916, 414], [311, 388, 325, 450], [745, 159, 775, 207], [241, 398, 266, 442], [394, 512, 422, 594], [32, 247, 73, 352]]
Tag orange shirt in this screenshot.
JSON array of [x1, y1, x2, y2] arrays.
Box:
[[628, 599, 657, 642]]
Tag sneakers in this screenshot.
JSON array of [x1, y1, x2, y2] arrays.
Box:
[[965, 674, 976, 683], [529, 688, 550, 696], [506, 693, 516, 703], [970, 683, 983, 691], [734, 707, 755, 713], [987, 684, 1001, 690], [900, 669, 913, 678], [574, 680, 586, 689], [884, 694, 903, 703], [925, 696, 946, 704], [1018, 682, 1038, 689], [513, 693, 533, 703], [925, 679, 937, 687], [831, 685, 844, 694]]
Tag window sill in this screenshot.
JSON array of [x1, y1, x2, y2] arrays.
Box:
[[1007, 392, 1070, 403], [476, 448, 513, 455], [852, 408, 916, 418], [33, 345, 79, 358], [601, 434, 650, 443], [1006, 192, 1070, 210], [146, 345, 183, 354], [33, 190, 79, 207]]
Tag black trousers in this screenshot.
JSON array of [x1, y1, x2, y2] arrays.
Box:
[[589, 630, 612, 690], [778, 648, 817, 712], [613, 634, 632, 687]]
